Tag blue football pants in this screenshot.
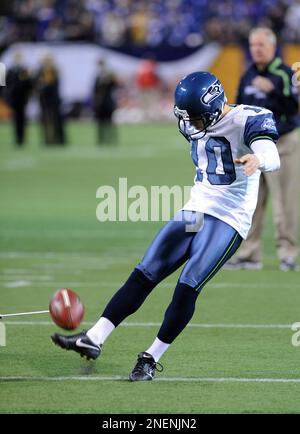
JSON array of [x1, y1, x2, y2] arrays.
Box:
[[102, 211, 242, 343], [137, 210, 242, 291]]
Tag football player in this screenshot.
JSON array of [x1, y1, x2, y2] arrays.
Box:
[[52, 72, 280, 381]]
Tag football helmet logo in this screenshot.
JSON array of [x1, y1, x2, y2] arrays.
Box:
[[201, 82, 224, 105]]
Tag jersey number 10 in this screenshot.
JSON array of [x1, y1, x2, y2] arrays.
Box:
[[192, 137, 236, 185]]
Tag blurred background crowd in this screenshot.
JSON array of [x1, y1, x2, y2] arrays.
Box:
[[1, 0, 300, 55], [0, 0, 299, 145]]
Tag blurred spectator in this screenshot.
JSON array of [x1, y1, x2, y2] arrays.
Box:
[[93, 58, 118, 145], [128, 3, 149, 46], [229, 27, 300, 271], [99, 11, 127, 47], [1, 0, 299, 53], [64, 6, 95, 41], [284, 0, 300, 42], [136, 58, 161, 120], [267, 2, 287, 36], [43, 17, 65, 42], [3, 52, 32, 146], [36, 54, 66, 145]]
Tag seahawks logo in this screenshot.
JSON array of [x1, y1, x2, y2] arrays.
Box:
[[201, 81, 224, 105], [261, 117, 277, 131]]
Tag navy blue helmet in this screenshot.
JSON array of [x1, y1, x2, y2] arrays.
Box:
[[174, 71, 227, 139]]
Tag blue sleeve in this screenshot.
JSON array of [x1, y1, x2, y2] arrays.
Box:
[[244, 113, 279, 148]]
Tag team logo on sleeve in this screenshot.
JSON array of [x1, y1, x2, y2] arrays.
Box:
[[261, 117, 277, 131], [201, 81, 224, 105]]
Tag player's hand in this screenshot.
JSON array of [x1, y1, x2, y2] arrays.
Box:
[[235, 154, 260, 176], [252, 76, 275, 93]]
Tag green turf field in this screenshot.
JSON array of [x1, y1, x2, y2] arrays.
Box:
[[0, 121, 300, 414]]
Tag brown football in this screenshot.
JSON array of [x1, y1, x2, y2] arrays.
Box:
[[49, 288, 84, 330]]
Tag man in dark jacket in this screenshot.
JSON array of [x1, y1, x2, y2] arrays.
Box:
[[93, 59, 118, 145], [36, 55, 66, 145], [4, 52, 32, 146], [229, 27, 300, 271]]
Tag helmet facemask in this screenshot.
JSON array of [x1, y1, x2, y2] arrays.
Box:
[[174, 105, 223, 140]]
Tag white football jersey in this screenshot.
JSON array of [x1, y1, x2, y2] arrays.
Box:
[[182, 104, 278, 239]]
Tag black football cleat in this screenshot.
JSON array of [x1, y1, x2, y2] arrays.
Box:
[[129, 352, 163, 382], [51, 330, 101, 361]]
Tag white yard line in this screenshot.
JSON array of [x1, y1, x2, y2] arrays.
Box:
[[1, 321, 294, 329], [1, 375, 300, 384], [0, 252, 139, 259], [1, 275, 54, 280], [1, 278, 300, 289], [3, 280, 32, 288]]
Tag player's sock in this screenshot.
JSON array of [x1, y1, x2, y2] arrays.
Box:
[[87, 317, 115, 346], [157, 282, 199, 344], [101, 268, 156, 327], [145, 337, 170, 362]]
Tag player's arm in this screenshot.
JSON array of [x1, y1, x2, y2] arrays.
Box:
[[235, 138, 280, 176], [238, 110, 280, 176]]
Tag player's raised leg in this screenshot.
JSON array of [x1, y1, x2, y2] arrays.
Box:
[[129, 214, 242, 381], [51, 211, 199, 360]]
